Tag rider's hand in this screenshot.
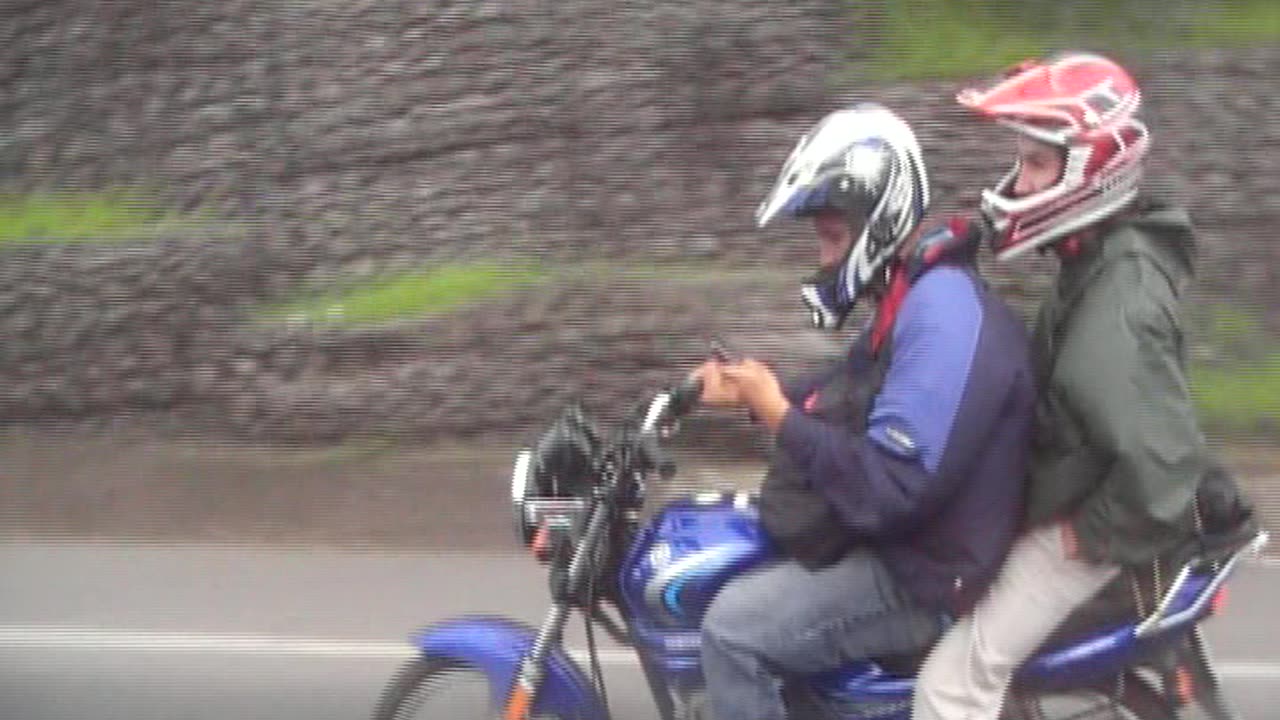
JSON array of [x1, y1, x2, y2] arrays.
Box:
[[720, 359, 790, 432], [691, 361, 742, 408]]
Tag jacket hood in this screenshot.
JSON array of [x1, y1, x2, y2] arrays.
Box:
[[1118, 197, 1198, 287]]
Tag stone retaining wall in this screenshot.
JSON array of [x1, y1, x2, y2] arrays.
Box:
[[2, 0, 1276, 443]]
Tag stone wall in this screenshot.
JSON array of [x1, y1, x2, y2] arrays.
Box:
[[2, 0, 1277, 444]]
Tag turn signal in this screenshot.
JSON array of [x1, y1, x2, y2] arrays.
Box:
[[1209, 587, 1229, 615], [532, 522, 551, 561]]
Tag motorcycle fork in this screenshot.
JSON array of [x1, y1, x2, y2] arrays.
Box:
[[1160, 626, 1241, 720], [504, 603, 573, 720], [505, 498, 613, 720]]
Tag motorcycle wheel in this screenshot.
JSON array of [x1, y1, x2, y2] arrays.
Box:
[[1004, 674, 1175, 720], [371, 655, 572, 720]]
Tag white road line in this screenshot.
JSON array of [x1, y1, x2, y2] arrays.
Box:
[[1216, 662, 1280, 679], [0, 625, 1276, 679], [0, 625, 635, 664]]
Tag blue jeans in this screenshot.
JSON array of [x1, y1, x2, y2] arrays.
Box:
[[701, 549, 945, 720]]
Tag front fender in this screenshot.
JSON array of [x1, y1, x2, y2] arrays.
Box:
[[412, 615, 609, 719]]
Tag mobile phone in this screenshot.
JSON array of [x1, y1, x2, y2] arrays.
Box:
[[709, 340, 739, 364]]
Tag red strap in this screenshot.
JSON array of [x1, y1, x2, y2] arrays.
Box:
[[871, 267, 910, 355], [1056, 235, 1083, 258]]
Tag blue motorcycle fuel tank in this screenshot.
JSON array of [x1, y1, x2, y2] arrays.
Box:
[[620, 491, 776, 629], [617, 491, 777, 682], [616, 492, 918, 705]]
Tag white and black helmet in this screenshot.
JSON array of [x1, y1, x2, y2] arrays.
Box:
[[756, 103, 930, 329]]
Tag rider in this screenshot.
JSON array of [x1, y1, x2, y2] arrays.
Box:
[[693, 103, 1035, 720], [912, 52, 1219, 719]]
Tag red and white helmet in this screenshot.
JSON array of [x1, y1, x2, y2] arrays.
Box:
[[957, 52, 1150, 260]]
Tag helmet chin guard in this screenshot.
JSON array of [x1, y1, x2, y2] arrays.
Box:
[[798, 225, 885, 330], [800, 276, 844, 330]]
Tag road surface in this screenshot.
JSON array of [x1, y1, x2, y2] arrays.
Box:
[[1, 542, 1276, 720]]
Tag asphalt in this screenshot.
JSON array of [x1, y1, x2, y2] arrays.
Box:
[[1, 542, 1276, 720], [1, 427, 1276, 719]]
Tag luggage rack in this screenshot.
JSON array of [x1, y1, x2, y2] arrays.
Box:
[[1133, 530, 1269, 638]]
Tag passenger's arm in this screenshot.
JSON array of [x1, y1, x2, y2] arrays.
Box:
[[1061, 260, 1205, 564]]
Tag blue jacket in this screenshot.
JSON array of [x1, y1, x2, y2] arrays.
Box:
[[774, 261, 1034, 613]]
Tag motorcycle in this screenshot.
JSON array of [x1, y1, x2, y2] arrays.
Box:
[[372, 378, 1268, 720]]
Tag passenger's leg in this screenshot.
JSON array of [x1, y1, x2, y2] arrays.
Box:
[[911, 523, 1120, 720]]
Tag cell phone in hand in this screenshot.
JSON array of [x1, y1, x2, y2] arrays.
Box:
[[709, 340, 739, 364]]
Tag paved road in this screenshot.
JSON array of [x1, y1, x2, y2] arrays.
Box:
[[1, 542, 1276, 720], [1, 432, 1276, 719]]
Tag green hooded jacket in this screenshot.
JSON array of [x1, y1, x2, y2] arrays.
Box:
[[1026, 199, 1206, 566]]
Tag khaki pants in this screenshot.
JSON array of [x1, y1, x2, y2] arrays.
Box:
[[912, 523, 1120, 720]]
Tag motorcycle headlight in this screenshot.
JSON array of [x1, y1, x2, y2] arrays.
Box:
[[510, 447, 589, 550], [511, 449, 536, 544]]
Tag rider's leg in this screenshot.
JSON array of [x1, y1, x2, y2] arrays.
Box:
[[701, 548, 944, 720], [910, 523, 1119, 720]]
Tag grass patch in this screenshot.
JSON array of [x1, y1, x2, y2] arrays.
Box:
[[1186, 1, 1280, 45], [261, 260, 799, 327], [860, 1, 1043, 82], [261, 261, 550, 325], [1191, 354, 1280, 437], [854, 0, 1280, 82], [1190, 303, 1280, 437], [0, 191, 208, 246], [1194, 304, 1273, 365]]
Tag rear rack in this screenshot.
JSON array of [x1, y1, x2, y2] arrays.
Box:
[[1133, 531, 1269, 639]]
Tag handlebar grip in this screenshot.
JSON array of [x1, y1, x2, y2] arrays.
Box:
[[666, 375, 703, 419]]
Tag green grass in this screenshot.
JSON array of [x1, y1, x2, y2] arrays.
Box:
[[261, 262, 550, 325], [1192, 354, 1280, 437], [861, 1, 1044, 82], [856, 0, 1280, 82], [1190, 304, 1280, 437], [0, 191, 206, 246], [1186, 1, 1280, 44], [1195, 304, 1273, 365]]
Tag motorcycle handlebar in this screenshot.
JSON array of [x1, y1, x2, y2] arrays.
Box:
[[668, 374, 704, 419], [637, 375, 702, 437], [635, 341, 739, 435]]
